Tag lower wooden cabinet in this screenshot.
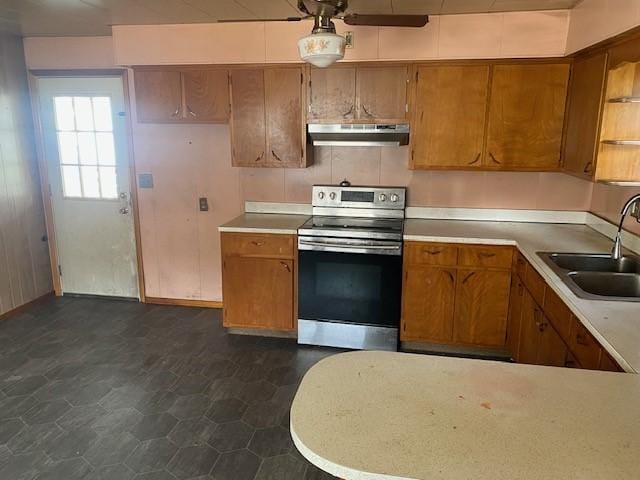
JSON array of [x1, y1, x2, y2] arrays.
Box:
[[221, 232, 296, 331], [453, 269, 511, 347], [401, 242, 511, 348], [402, 266, 456, 343]]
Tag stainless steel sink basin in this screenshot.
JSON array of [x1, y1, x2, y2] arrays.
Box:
[[544, 253, 640, 274], [568, 272, 640, 301], [538, 252, 640, 302]]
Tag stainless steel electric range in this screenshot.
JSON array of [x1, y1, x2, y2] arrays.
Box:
[[297, 183, 406, 351]]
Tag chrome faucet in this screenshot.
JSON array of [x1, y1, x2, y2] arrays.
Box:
[[611, 193, 640, 260]]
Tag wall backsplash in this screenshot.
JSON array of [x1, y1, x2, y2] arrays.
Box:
[[591, 183, 640, 236], [239, 146, 594, 212]]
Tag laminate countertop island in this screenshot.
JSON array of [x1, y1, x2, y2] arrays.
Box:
[[291, 351, 640, 480]]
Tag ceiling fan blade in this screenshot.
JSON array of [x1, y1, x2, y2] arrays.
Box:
[[218, 17, 307, 23], [342, 14, 428, 27]]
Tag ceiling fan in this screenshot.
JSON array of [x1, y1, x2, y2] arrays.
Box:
[[223, 0, 429, 67]]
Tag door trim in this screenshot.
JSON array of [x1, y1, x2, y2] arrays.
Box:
[[28, 69, 146, 302]]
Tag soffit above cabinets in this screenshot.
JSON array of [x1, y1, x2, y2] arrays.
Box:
[[1, 0, 583, 37]]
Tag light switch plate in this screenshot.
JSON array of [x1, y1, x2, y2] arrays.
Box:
[[138, 173, 153, 189]]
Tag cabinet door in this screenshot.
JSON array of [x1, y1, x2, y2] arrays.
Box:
[[506, 276, 525, 361], [308, 67, 356, 121], [265, 68, 304, 167], [563, 53, 607, 178], [536, 318, 568, 367], [516, 289, 540, 364], [222, 256, 294, 331], [453, 269, 511, 347], [183, 69, 230, 123], [401, 266, 456, 343], [229, 69, 267, 167], [134, 70, 182, 123], [486, 63, 570, 169], [356, 66, 408, 121], [411, 65, 489, 169]]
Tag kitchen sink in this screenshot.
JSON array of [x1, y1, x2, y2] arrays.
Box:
[[544, 253, 640, 274], [538, 252, 640, 302], [568, 272, 640, 301]]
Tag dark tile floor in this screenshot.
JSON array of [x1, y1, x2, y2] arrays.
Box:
[[0, 297, 340, 480]]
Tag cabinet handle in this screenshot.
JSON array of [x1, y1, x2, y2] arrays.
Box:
[[445, 271, 454, 283], [462, 272, 476, 284], [271, 150, 283, 162], [342, 104, 354, 118], [576, 331, 590, 346], [187, 105, 197, 117], [280, 261, 291, 273], [251, 241, 265, 247], [583, 161, 593, 174], [468, 153, 481, 165], [361, 104, 374, 118], [422, 249, 442, 255], [479, 252, 496, 258], [255, 151, 264, 162], [489, 152, 501, 165]]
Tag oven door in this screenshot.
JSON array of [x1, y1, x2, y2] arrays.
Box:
[[297, 237, 402, 350]]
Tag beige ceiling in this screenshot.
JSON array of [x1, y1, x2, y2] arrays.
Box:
[[0, 0, 583, 37]]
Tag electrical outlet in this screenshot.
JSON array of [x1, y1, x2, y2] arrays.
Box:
[[138, 173, 153, 189], [631, 201, 640, 222], [344, 31, 354, 49], [199, 197, 209, 212]]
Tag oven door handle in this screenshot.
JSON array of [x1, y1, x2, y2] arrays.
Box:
[[298, 239, 401, 252]]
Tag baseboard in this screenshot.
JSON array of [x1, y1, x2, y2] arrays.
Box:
[[145, 297, 223, 308], [0, 292, 54, 321]]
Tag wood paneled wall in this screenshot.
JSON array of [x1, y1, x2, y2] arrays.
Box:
[[0, 33, 51, 315]]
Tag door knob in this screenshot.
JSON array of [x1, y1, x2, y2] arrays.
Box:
[[119, 207, 130, 215]]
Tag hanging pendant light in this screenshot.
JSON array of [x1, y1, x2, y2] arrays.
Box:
[[298, 14, 345, 68]]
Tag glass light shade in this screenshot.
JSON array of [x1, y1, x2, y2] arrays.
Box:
[[298, 32, 346, 68]]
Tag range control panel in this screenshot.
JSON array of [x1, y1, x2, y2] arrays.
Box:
[[312, 185, 406, 210]]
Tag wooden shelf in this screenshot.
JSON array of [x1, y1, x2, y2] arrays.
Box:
[[601, 140, 640, 146], [607, 97, 640, 103]]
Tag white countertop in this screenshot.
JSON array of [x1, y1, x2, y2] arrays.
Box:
[[291, 351, 640, 480], [218, 213, 309, 234], [404, 219, 640, 373]]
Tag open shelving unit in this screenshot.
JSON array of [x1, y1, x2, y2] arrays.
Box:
[[597, 60, 640, 183]]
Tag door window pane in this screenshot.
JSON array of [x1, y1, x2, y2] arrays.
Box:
[[92, 97, 113, 131], [54, 97, 75, 131], [96, 132, 116, 165], [61, 166, 82, 197], [57, 132, 78, 164], [99, 166, 118, 199], [73, 97, 94, 131], [81, 166, 100, 198], [53, 95, 119, 200]]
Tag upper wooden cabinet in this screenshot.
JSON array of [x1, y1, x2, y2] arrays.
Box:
[[134, 68, 229, 124], [563, 52, 608, 179], [410, 65, 489, 169], [308, 65, 409, 123], [486, 63, 570, 170], [230, 66, 311, 168]]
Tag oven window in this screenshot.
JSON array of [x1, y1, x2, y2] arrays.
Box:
[[298, 250, 402, 327]]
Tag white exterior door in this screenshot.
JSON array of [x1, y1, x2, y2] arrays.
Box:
[[38, 76, 139, 298]]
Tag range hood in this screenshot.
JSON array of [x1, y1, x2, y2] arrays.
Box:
[[307, 123, 410, 147]]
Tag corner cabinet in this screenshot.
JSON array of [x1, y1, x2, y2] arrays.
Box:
[[230, 67, 312, 168], [134, 67, 230, 123], [308, 64, 409, 123], [221, 232, 296, 331]]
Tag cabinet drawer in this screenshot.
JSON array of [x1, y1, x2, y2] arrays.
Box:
[[405, 243, 458, 266], [222, 233, 294, 258], [567, 317, 602, 370], [458, 245, 513, 269], [524, 263, 546, 305], [543, 288, 572, 340]]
